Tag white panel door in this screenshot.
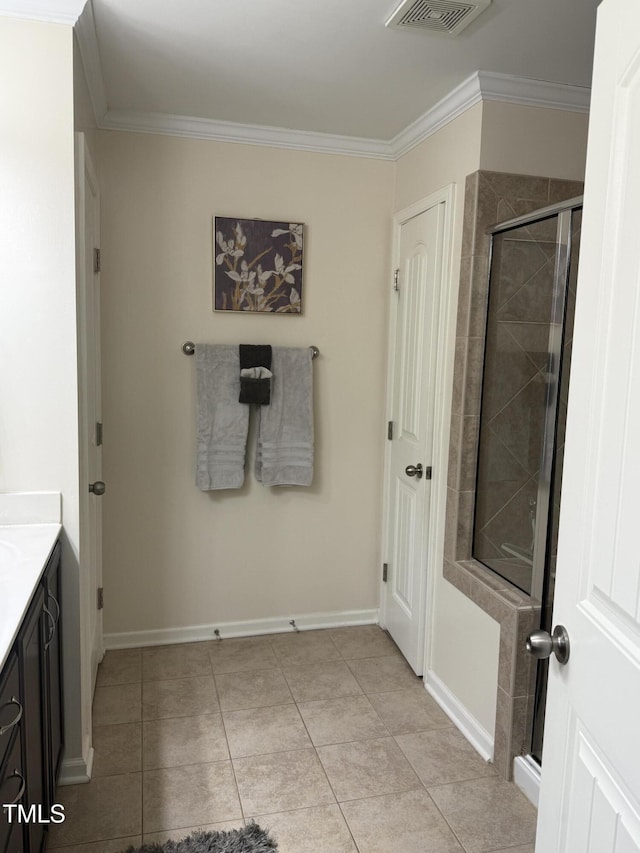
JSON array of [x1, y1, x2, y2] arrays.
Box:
[[537, 1, 640, 848], [384, 203, 444, 674], [76, 134, 104, 700]]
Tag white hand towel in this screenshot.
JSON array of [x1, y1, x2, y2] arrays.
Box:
[[255, 347, 314, 487], [196, 345, 249, 490]]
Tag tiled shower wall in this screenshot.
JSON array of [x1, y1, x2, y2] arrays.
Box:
[[444, 170, 583, 779]]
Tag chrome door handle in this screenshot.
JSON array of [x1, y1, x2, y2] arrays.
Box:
[[89, 481, 106, 495], [526, 625, 570, 664], [405, 464, 423, 479]]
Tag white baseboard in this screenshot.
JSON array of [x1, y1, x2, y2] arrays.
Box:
[[513, 754, 541, 808], [58, 748, 94, 786], [425, 669, 494, 762], [103, 609, 379, 650]]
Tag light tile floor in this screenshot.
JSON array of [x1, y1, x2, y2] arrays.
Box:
[[48, 626, 537, 853]]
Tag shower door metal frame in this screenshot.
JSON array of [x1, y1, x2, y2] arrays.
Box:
[[486, 196, 583, 604]]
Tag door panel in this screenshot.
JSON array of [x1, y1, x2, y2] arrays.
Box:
[[399, 249, 427, 438], [384, 203, 444, 674], [392, 480, 417, 615], [536, 1, 640, 848], [564, 723, 640, 852], [76, 134, 103, 703]]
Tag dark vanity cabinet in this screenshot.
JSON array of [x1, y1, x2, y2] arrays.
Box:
[[0, 541, 63, 853], [19, 584, 47, 853], [42, 551, 63, 808], [0, 654, 26, 853]]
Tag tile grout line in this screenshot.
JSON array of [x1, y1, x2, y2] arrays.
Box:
[[291, 669, 362, 852], [255, 633, 363, 849], [209, 647, 248, 827], [230, 635, 337, 834], [281, 641, 436, 852], [419, 785, 470, 853]]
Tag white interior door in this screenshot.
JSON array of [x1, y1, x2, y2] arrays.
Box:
[[76, 133, 104, 701], [537, 1, 640, 848], [383, 202, 445, 675]]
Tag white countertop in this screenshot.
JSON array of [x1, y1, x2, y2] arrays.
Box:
[[0, 493, 62, 672]]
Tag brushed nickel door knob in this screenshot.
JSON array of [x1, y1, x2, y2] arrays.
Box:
[[405, 464, 423, 479], [526, 625, 570, 664]]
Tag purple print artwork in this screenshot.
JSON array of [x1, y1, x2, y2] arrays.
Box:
[[214, 217, 303, 313]]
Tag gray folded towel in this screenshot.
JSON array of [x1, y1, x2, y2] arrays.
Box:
[[196, 345, 249, 490], [255, 347, 314, 487]]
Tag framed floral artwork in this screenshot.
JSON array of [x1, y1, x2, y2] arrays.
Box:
[[213, 217, 304, 313]]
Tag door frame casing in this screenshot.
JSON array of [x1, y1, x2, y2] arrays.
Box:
[[74, 131, 103, 776], [380, 184, 456, 676]]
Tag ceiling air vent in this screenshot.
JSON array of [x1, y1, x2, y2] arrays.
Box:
[[385, 0, 491, 36]]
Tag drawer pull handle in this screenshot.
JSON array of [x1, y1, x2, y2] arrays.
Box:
[[2, 770, 26, 809], [43, 605, 56, 650], [48, 591, 60, 625], [0, 698, 23, 735]]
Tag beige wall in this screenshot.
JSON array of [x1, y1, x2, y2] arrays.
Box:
[[480, 101, 589, 181], [98, 131, 395, 638], [0, 17, 86, 770], [0, 18, 77, 499]]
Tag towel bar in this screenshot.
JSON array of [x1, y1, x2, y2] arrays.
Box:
[[182, 341, 319, 359]]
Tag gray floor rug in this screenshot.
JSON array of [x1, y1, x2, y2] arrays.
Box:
[[124, 824, 278, 853]]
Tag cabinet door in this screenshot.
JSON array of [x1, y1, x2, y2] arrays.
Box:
[[18, 588, 46, 853], [0, 729, 26, 853], [0, 653, 21, 771], [43, 544, 63, 801]]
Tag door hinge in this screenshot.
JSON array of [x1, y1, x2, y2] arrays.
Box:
[[382, 563, 388, 583], [425, 466, 432, 480], [97, 587, 104, 610], [96, 421, 103, 447], [387, 421, 393, 440], [393, 269, 400, 292], [94, 247, 101, 274]]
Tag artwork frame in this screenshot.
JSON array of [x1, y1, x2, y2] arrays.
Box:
[[213, 216, 304, 314]]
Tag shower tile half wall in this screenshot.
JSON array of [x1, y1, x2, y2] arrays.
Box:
[[445, 170, 583, 780]]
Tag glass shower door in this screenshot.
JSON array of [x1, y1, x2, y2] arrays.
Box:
[[473, 212, 567, 599], [472, 199, 582, 763]]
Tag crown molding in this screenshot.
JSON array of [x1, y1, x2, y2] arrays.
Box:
[[74, 0, 107, 122], [477, 70, 591, 113], [95, 72, 590, 161], [0, 0, 85, 24], [389, 71, 591, 158], [99, 110, 396, 160]]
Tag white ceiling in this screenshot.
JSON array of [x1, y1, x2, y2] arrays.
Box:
[[0, 0, 601, 146], [85, 0, 601, 143]]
